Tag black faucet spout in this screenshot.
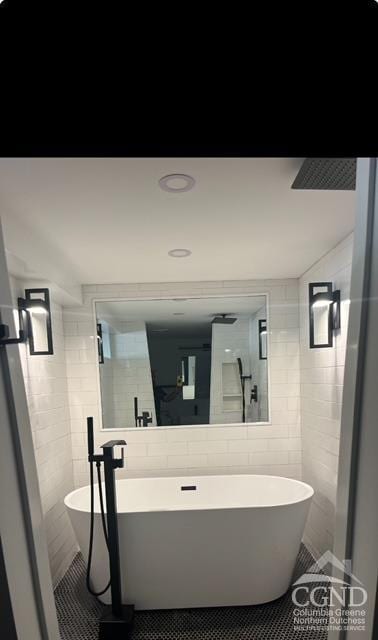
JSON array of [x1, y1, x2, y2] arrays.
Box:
[[101, 439, 126, 449], [101, 440, 126, 469]]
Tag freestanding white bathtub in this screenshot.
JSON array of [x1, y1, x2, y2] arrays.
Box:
[[65, 474, 313, 610]]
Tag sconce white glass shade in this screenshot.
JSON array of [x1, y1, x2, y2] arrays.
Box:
[[29, 306, 48, 315], [312, 299, 332, 309], [309, 282, 340, 348]]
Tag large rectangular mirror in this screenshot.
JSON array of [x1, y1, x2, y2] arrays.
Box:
[[95, 295, 269, 429]]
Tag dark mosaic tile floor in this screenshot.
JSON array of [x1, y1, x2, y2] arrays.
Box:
[[55, 545, 328, 639]]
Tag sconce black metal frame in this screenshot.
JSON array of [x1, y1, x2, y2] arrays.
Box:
[[24, 288, 53, 355], [97, 322, 104, 364], [0, 287, 53, 355], [309, 282, 341, 349], [259, 319, 267, 360]]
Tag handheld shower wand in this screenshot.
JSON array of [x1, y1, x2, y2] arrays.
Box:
[[86, 418, 111, 598], [237, 358, 252, 423]]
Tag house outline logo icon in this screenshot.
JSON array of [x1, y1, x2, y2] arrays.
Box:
[[291, 550, 367, 631], [292, 550, 362, 587]]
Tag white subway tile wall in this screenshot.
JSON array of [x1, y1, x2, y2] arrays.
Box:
[[12, 249, 353, 583], [63, 279, 302, 489], [209, 317, 252, 423], [88, 319, 155, 428], [10, 278, 77, 587], [299, 234, 353, 559]]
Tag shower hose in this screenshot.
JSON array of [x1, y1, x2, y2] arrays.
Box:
[[86, 460, 111, 597]]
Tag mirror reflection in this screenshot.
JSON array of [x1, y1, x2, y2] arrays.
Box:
[[96, 295, 269, 429]]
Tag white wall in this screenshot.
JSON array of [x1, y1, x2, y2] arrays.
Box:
[[3, 213, 82, 306], [299, 235, 353, 559], [98, 321, 115, 427], [63, 279, 301, 489], [209, 317, 252, 424], [96, 319, 155, 428], [10, 278, 77, 587], [249, 307, 269, 422]]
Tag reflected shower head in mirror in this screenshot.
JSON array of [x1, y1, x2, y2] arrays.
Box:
[[211, 314, 237, 324]]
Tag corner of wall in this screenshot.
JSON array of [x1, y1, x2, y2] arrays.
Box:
[[298, 234, 354, 558]]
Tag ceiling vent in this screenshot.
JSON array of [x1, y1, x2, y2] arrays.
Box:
[[291, 158, 356, 191]]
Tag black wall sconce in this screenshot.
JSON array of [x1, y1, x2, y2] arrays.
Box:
[[259, 319, 267, 360], [309, 282, 341, 349], [97, 322, 104, 364], [0, 288, 53, 355], [21, 288, 53, 355]]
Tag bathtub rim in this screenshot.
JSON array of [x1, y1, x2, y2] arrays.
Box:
[[64, 474, 314, 515]]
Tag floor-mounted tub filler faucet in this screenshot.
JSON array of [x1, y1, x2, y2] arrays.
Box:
[[86, 417, 134, 638], [134, 396, 153, 427]]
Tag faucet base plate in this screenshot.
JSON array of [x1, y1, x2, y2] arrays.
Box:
[[99, 604, 134, 639]]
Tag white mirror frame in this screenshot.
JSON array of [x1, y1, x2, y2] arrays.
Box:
[[92, 293, 272, 431]]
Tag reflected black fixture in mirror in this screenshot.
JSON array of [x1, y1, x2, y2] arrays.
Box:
[[97, 322, 104, 364], [134, 397, 153, 427], [259, 319, 267, 360], [237, 357, 252, 423], [211, 313, 237, 325], [250, 385, 258, 403], [309, 282, 341, 349]]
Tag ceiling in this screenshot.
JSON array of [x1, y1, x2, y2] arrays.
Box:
[[97, 296, 266, 338], [0, 158, 356, 286]]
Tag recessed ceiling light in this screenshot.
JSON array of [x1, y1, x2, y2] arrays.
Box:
[[159, 174, 195, 193], [173, 312, 185, 316], [168, 249, 192, 258]]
